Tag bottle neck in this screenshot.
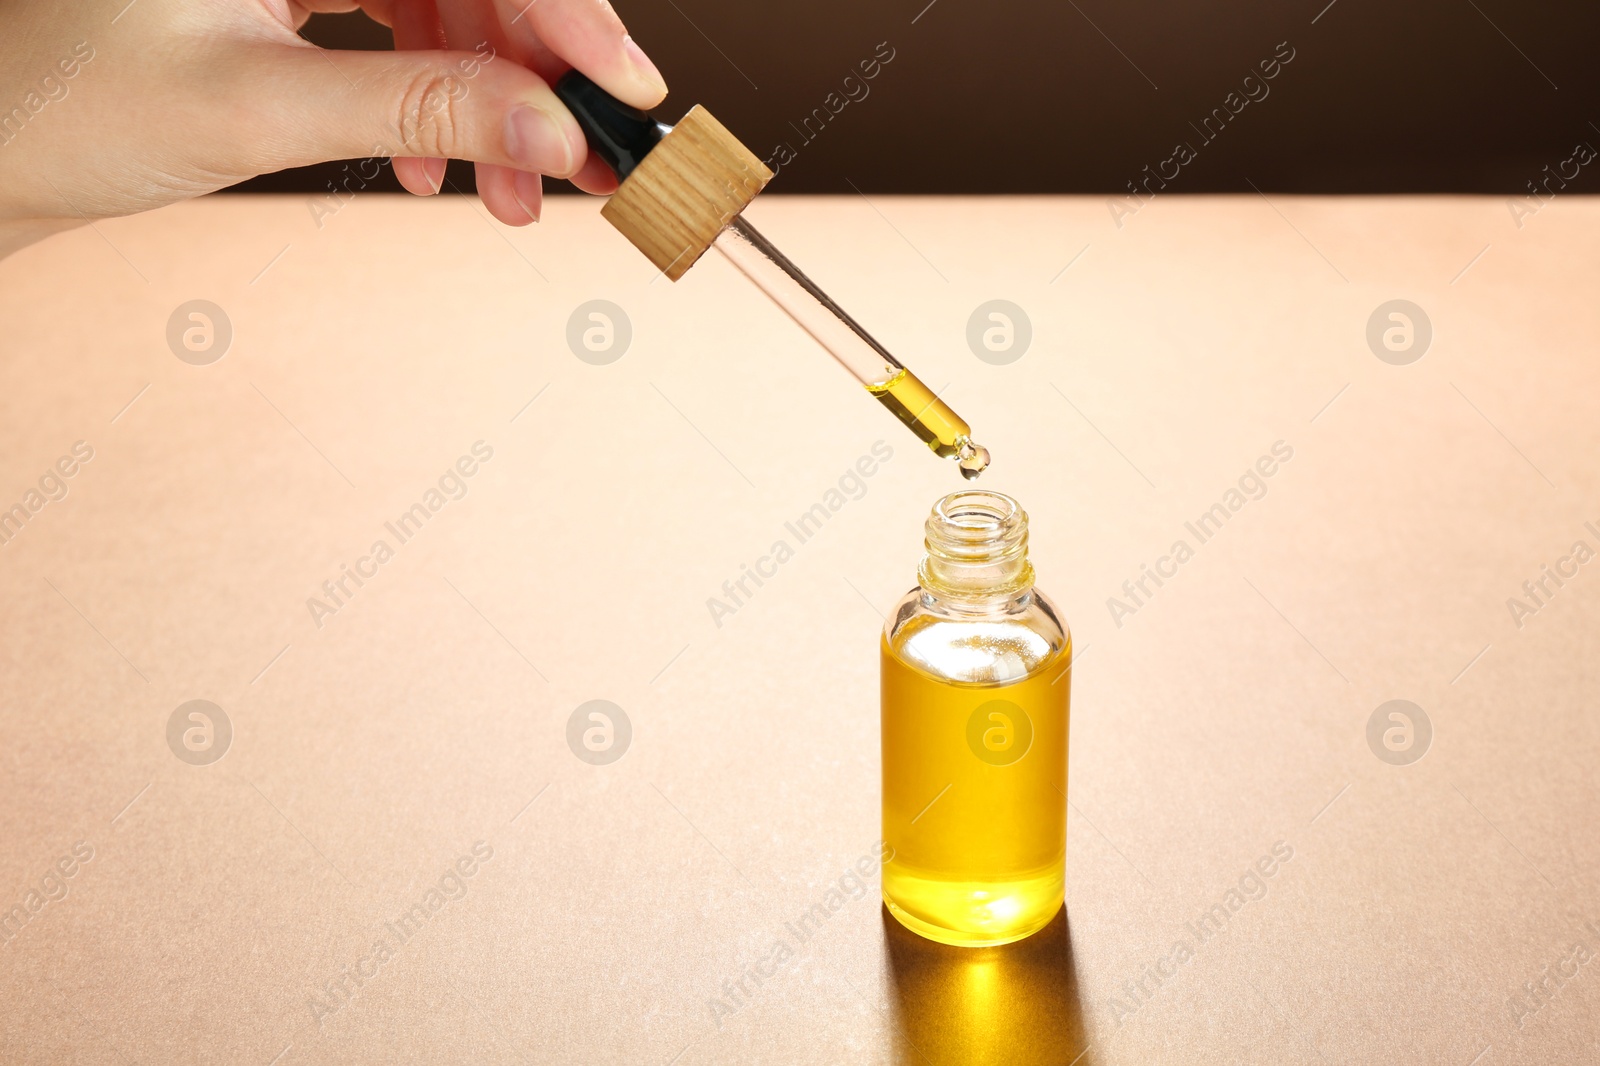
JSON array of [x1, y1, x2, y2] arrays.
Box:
[[917, 491, 1035, 609]]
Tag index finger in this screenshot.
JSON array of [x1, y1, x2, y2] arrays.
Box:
[[493, 0, 667, 110]]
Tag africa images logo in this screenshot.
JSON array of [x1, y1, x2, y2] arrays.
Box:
[[966, 699, 1032, 766]]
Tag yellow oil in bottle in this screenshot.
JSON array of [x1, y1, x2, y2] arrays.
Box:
[[866, 368, 991, 479], [881, 491, 1069, 947]]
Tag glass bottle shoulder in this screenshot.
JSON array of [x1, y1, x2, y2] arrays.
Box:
[[882, 586, 1069, 686]]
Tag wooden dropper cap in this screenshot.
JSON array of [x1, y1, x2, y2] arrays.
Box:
[[554, 71, 774, 281]]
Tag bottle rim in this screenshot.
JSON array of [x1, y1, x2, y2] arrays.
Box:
[[920, 490, 1034, 598], [926, 490, 1027, 561]]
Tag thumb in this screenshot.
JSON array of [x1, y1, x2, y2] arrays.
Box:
[[241, 43, 588, 178]]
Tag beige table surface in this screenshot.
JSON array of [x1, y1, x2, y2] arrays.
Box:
[[1, 192, 1597, 1065]]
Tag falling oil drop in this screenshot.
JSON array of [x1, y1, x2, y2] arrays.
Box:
[[957, 437, 991, 480]]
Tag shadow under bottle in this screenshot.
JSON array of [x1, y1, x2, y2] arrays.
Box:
[[881, 904, 1088, 1066]]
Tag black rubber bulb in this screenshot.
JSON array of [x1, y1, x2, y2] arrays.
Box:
[[553, 70, 671, 180]]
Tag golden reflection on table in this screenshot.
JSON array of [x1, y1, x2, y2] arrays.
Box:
[[883, 905, 1087, 1065]]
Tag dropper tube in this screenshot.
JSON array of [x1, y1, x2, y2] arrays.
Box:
[[713, 216, 990, 479], [550, 70, 989, 478]]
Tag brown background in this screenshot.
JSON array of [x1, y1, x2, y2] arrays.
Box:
[[235, 0, 1600, 196]]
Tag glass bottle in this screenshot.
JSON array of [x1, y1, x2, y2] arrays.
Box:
[[881, 491, 1071, 946]]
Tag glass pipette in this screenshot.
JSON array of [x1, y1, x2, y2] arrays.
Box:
[[553, 71, 991, 479], [711, 215, 990, 478]]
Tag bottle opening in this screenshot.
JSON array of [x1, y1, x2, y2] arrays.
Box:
[[921, 490, 1033, 598]]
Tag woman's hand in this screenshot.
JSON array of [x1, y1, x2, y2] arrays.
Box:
[[0, 0, 668, 257]]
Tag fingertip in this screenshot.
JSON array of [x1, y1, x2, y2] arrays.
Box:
[[504, 104, 587, 179], [568, 153, 619, 196], [621, 35, 668, 107], [478, 163, 536, 226], [512, 171, 543, 223], [423, 157, 446, 194], [517, 0, 669, 111], [394, 157, 441, 196]]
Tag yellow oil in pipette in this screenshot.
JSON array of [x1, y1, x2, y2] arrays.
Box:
[[866, 368, 991, 479]]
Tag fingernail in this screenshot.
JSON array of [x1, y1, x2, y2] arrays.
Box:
[[423, 158, 446, 194], [622, 35, 668, 101], [512, 171, 543, 223], [504, 105, 576, 176]]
